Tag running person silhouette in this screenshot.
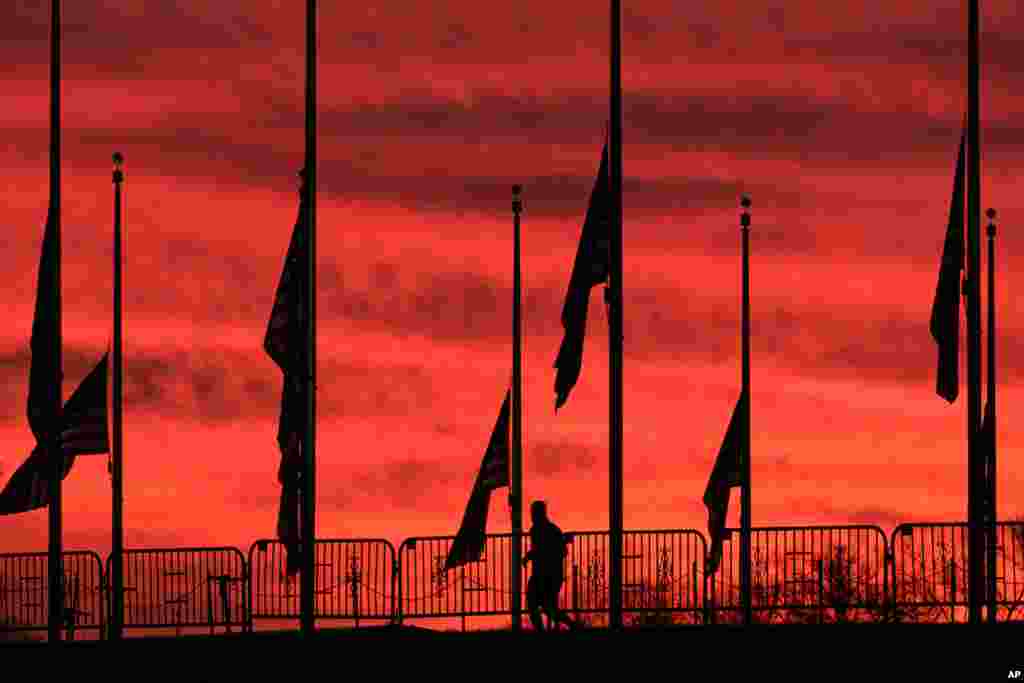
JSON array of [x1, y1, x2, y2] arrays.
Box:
[[522, 501, 578, 631]]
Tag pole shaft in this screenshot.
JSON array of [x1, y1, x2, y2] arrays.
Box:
[[608, 0, 624, 630], [986, 213, 997, 623], [47, 0, 63, 644], [111, 158, 124, 640], [740, 201, 752, 626], [511, 187, 523, 630], [966, 0, 983, 626], [301, 0, 317, 637]]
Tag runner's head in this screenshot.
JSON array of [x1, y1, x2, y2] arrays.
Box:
[[531, 500, 547, 524]]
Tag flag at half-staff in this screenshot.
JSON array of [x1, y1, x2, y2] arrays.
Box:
[[930, 130, 966, 403], [703, 389, 747, 574], [554, 142, 611, 411], [0, 353, 110, 514], [445, 390, 511, 571], [27, 205, 61, 445], [265, 173, 310, 577], [980, 396, 994, 502]]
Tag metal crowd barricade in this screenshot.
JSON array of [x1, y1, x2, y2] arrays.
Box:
[[889, 522, 966, 623], [15, 520, 1023, 632], [569, 530, 707, 626], [995, 522, 1024, 620], [706, 525, 890, 624], [0, 551, 106, 640], [107, 547, 248, 636], [395, 529, 707, 628], [396, 533, 519, 628], [248, 539, 396, 628], [890, 521, 1024, 622]]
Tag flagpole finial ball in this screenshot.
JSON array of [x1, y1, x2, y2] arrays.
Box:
[[740, 194, 751, 209], [986, 208, 996, 220], [513, 184, 522, 196], [112, 152, 124, 183]]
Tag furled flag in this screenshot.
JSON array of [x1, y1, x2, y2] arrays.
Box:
[[27, 205, 61, 445], [703, 390, 748, 574], [554, 142, 611, 411], [275, 377, 304, 577], [980, 399, 995, 521], [930, 131, 966, 403], [0, 354, 110, 515], [265, 173, 309, 577], [445, 390, 511, 571]]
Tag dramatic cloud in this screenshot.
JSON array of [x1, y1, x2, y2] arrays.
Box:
[[844, 506, 910, 529], [350, 460, 458, 510], [3, 0, 1024, 560], [529, 441, 598, 478]]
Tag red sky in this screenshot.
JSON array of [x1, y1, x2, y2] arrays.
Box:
[[1, 0, 1021, 557]]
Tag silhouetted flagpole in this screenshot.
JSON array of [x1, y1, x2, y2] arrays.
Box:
[[511, 185, 523, 630], [111, 152, 125, 640], [966, 0, 983, 626], [302, 0, 317, 636], [985, 207, 997, 623], [608, 0, 624, 630], [740, 195, 752, 626], [47, 0, 64, 645]]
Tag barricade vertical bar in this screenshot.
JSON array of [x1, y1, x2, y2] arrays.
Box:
[[817, 559, 824, 624]]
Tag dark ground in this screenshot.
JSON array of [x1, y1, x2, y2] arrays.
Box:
[[2, 623, 1022, 681]]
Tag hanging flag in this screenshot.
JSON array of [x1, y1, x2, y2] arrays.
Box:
[[980, 401, 994, 460], [26, 206, 61, 445], [930, 131, 966, 403], [980, 399, 995, 518], [276, 377, 304, 577], [554, 142, 611, 411], [61, 353, 110, 456], [0, 354, 110, 515], [265, 176, 309, 576], [445, 390, 511, 571], [265, 177, 309, 378], [0, 447, 55, 514], [703, 390, 747, 574]]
